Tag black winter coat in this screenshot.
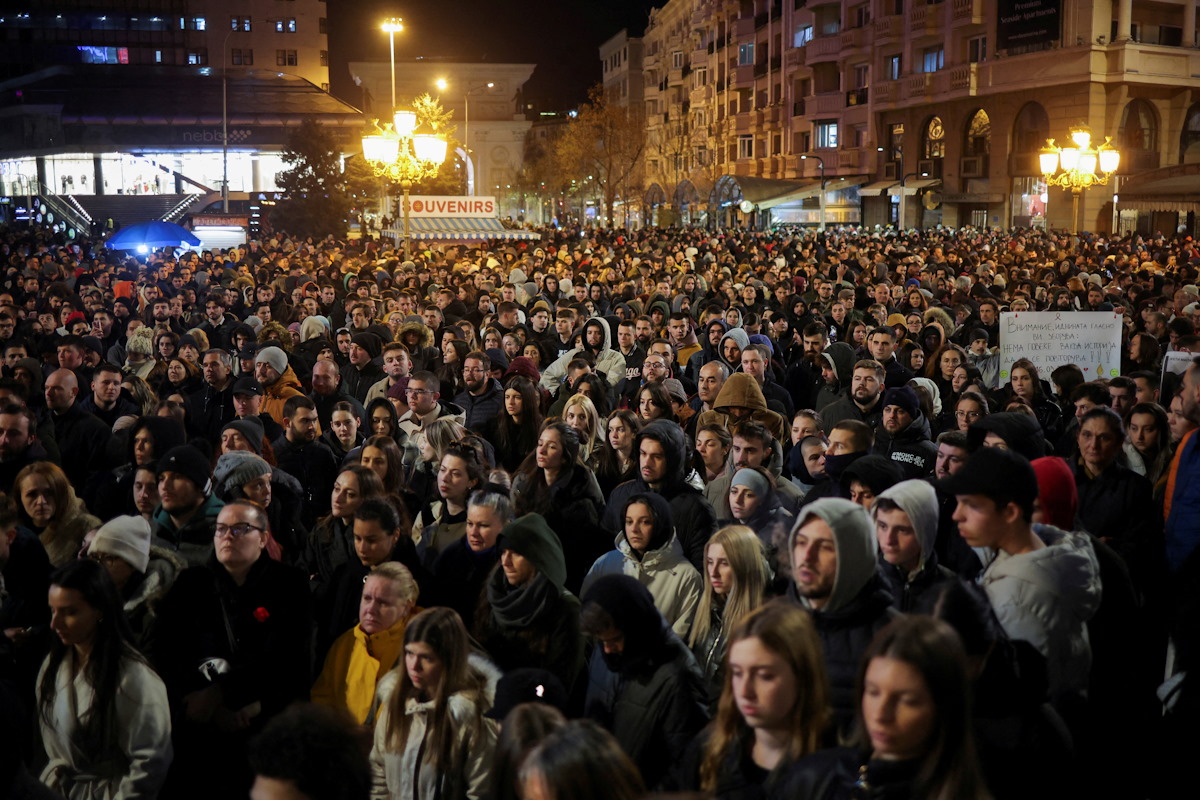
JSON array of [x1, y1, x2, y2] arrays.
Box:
[[270, 436, 340, 524], [876, 552, 956, 614], [513, 463, 608, 595], [871, 413, 938, 479]]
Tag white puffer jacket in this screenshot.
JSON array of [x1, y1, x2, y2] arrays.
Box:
[[581, 533, 703, 640]]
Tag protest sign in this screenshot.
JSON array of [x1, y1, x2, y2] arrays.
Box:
[[998, 312, 1123, 381]]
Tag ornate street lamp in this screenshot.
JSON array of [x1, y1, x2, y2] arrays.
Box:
[[1039, 125, 1121, 233], [362, 109, 449, 259]]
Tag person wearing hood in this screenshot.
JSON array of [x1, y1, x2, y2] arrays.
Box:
[[538, 315, 627, 395], [667, 311, 701, 370], [85, 414, 185, 521], [872, 480, 955, 613], [705, 419, 805, 517], [397, 318, 440, 372], [940, 447, 1101, 700], [582, 492, 703, 639], [801, 420, 874, 504], [86, 514, 187, 647], [476, 512, 586, 694], [254, 345, 303, 425], [840, 454, 904, 510], [815, 341, 856, 412], [715, 326, 750, 374], [684, 317, 729, 381], [339, 332, 385, 404], [694, 372, 787, 443], [785, 497, 896, 736], [722, 465, 795, 551], [581, 574, 709, 790], [871, 385, 937, 479], [603, 420, 718, 572]]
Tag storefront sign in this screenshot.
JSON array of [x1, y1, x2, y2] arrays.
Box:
[[997, 0, 1061, 50], [193, 214, 249, 227], [406, 196, 497, 217], [999, 311, 1122, 380]]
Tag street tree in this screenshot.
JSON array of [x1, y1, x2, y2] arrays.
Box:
[[555, 85, 646, 225]]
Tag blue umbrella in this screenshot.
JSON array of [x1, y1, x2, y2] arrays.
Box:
[[106, 221, 202, 250]]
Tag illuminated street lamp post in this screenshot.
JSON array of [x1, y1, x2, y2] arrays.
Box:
[[1039, 125, 1121, 233], [381, 19, 404, 111], [800, 153, 825, 231], [362, 109, 449, 260], [436, 78, 494, 195]]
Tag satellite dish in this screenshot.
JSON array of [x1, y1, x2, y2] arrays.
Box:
[[739, 199, 755, 213]]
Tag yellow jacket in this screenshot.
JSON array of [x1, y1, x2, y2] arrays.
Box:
[[311, 612, 417, 724]]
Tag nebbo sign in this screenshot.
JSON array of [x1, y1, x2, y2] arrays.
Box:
[[998, 311, 1122, 381], [406, 196, 497, 217]]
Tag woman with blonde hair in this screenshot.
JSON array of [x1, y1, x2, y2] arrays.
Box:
[[311, 561, 421, 725], [14, 461, 100, 567], [561, 392, 603, 464], [369, 607, 499, 799], [676, 600, 831, 796], [687, 525, 771, 705]]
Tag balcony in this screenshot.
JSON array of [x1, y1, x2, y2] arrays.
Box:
[[838, 149, 861, 169], [949, 63, 977, 93], [792, 98, 807, 117], [754, 11, 768, 29], [808, 34, 842, 62], [734, 15, 756, 38], [874, 80, 899, 104], [763, 105, 782, 125], [733, 63, 756, 88], [785, 47, 806, 69], [952, 0, 983, 25], [846, 87, 869, 106], [841, 27, 866, 50], [906, 72, 934, 99], [873, 15, 903, 40], [810, 91, 843, 114]]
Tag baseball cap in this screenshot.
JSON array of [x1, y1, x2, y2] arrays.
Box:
[[231, 376, 263, 396]]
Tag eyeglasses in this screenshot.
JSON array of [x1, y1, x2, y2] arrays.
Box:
[[955, 410, 982, 420], [462, 367, 487, 375], [89, 552, 124, 567], [214, 523, 265, 539], [405, 388, 434, 395]]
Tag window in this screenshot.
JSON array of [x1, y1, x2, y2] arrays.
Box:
[[738, 43, 755, 66], [968, 36, 987, 63], [319, 17, 328, 34], [672, 50, 683, 68], [231, 16, 251, 32], [738, 135, 754, 159], [320, 50, 329, 66], [794, 25, 813, 47], [886, 54, 902, 80], [190, 17, 206, 31], [187, 49, 207, 65], [276, 18, 297, 33], [853, 63, 869, 89], [693, 66, 707, 88], [796, 130, 812, 152], [815, 120, 838, 148], [231, 48, 253, 65], [922, 45, 944, 73], [276, 49, 297, 66], [154, 49, 163, 63], [853, 4, 871, 28]]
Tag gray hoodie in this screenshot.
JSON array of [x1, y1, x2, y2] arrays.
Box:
[[874, 479, 939, 566], [717, 327, 750, 371], [788, 498, 877, 614]]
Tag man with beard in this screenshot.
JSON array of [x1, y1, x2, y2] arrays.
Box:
[[581, 574, 708, 789], [271, 395, 339, 523], [819, 360, 886, 434], [539, 316, 625, 395], [339, 333, 384, 404], [872, 385, 937, 479], [453, 351, 503, 432]]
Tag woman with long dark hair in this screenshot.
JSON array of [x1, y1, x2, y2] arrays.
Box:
[[369, 607, 499, 799], [1004, 358, 1063, 441], [777, 615, 990, 799], [1126, 401, 1172, 485], [38, 559, 173, 799], [486, 376, 543, 474], [302, 464, 386, 591], [595, 409, 641, 496]]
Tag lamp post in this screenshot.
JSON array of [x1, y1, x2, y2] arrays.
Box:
[[222, 25, 237, 212], [381, 19, 404, 111], [800, 153, 826, 231], [436, 79, 494, 195], [362, 109, 449, 260], [898, 170, 928, 232], [1039, 125, 1121, 233]]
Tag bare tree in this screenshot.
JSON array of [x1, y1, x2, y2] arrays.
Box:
[[555, 85, 647, 225]]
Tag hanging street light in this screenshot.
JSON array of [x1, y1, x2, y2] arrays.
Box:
[[362, 109, 449, 259], [1039, 125, 1121, 233]]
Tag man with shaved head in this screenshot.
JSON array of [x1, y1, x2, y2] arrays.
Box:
[[43, 367, 111, 487]]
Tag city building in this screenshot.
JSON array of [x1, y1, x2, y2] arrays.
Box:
[[600, 29, 646, 108], [625, 0, 1200, 233], [0, 2, 329, 89], [348, 59, 535, 220]]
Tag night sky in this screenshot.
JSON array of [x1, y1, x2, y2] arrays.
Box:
[[328, 0, 664, 114]]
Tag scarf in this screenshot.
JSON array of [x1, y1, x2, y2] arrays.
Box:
[[486, 569, 559, 629]]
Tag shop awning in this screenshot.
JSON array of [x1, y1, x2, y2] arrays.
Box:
[[888, 178, 942, 196], [1114, 162, 1200, 214], [384, 217, 541, 241], [858, 180, 898, 196]]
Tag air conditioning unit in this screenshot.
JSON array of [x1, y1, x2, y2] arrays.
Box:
[[884, 160, 899, 179], [960, 156, 984, 177], [917, 159, 935, 176]]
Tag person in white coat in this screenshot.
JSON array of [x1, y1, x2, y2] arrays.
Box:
[[369, 607, 499, 800], [538, 316, 626, 395], [38, 559, 172, 800], [940, 446, 1101, 699], [581, 491, 702, 639]]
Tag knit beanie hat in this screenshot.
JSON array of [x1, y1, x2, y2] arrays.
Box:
[[213, 451, 272, 497], [351, 332, 383, 360], [255, 345, 288, 375], [882, 385, 920, 419], [126, 325, 155, 356], [221, 417, 265, 454], [88, 515, 151, 573], [157, 444, 212, 493]]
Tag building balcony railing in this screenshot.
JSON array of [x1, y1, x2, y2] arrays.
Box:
[[733, 64, 756, 87], [874, 15, 903, 40], [808, 34, 842, 61], [841, 27, 866, 51], [734, 16, 756, 38], [910, 3, 928, 28], [952, 0, 983, 24], [906, 72, 933, 99], [785, 47, 806, 69], [949, 63, 977, 93], [846, 87, 869, 106], [810, 91, 843, 114], [838, 149, 861, 169], [874, 80, 899, 104]]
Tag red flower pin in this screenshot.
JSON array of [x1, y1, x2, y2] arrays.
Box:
[[253, 607, 270, 623]]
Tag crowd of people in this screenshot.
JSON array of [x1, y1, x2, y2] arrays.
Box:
[[0, 219, 1198, 800]]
